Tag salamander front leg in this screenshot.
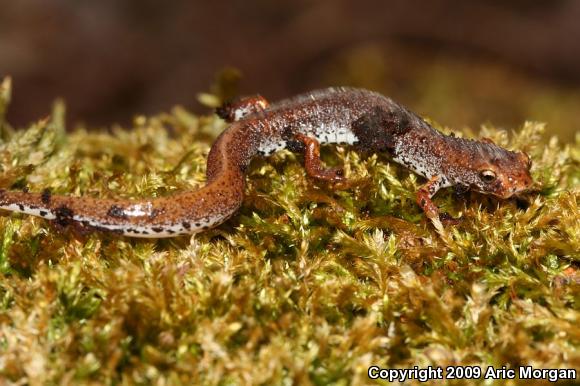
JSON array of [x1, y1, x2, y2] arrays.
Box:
[[216, 95, 270, 122], [416, 176, 461, 225], [294, 133, 347, 184]]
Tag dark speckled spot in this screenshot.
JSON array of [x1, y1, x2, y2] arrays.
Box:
[[281, 126, 294, 141], [39, 210, 48, 216], [107, 205, 127, 218], [41, 189, 52, 205], [286, 139, 305, 153], [55, 206, 74, 226], [98, 227, 123, 235], [18, 204, 24, 211], [152, 227, 163, 233], [182, 222, 191, 229], [351, 106, 407, 152]]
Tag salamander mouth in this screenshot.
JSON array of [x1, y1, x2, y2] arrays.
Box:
[[486, 190, 515, 200], [497, 184, 536, 199]]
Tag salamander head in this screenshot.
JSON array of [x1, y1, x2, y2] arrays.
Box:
[[468, 143, 533, 199]]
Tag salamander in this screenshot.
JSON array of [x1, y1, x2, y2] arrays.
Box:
[[0, 87, 533, 238]]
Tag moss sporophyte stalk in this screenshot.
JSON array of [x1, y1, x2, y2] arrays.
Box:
[[0, 78, 578, 384]]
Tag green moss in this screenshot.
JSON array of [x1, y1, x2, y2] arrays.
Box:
[[0, 78, 578, 385]]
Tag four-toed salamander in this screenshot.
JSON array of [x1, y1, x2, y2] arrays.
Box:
[[0, 87, 533, 238]]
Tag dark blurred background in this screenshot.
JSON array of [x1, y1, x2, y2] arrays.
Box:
[[1, 0, 579, 142]]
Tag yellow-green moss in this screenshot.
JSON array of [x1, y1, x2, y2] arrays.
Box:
[[0, 77, 578, 385]]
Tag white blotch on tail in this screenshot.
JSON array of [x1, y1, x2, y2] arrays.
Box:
[[123, 203, 154, 217], [71, 213, 226, 238], [0, 203, 56, 220]]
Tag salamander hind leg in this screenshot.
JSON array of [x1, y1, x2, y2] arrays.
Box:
[[294, 133, 347, 184], [215, 95, 270, 122]]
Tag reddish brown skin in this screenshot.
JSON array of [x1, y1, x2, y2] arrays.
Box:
[[0, 88, 534, 237], [294, 133, 346, 183]]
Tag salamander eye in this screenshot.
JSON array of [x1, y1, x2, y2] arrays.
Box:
[[480, 170, 497, 183]]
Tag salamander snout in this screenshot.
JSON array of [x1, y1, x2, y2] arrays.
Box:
[[503, 152, 534, 198], [475, 151, 534, 199], [503, 171, 534, 198]]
